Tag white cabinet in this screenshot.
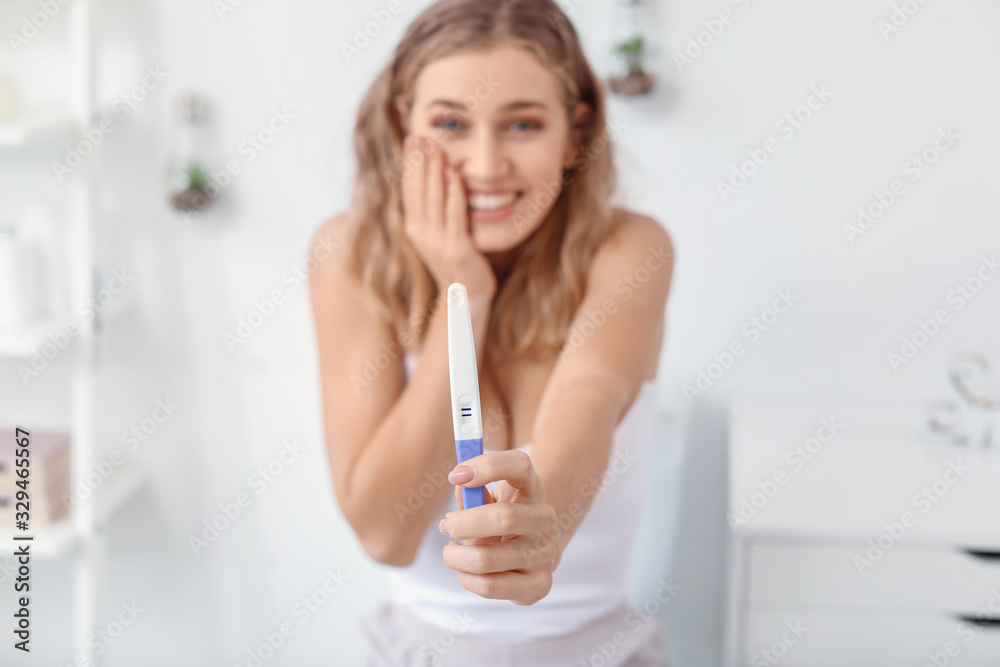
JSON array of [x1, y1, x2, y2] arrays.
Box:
[[726, 400, 1000, 666]]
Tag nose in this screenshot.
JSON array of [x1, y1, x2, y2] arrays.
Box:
[[452, 129, 510, 183]]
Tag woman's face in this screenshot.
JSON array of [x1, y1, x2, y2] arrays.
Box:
[[399, 44, 585, 253]]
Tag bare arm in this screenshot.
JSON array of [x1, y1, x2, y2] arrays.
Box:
[[309, 213, 494, 566], [437, 212, 674, 605], [529, 212, 673, 567]]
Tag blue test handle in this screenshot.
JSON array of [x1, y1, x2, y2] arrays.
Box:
[[456, 437, 485, 508]]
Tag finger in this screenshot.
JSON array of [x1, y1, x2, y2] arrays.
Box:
[[455, 570, 534, 602], [443, 501, 552, 540], [449, 450, 540, 502], [454, 481, 495, 510], [443, 540, 532, 575], [451, 484, 499, 547], [425, 141, 444, 236], [445, 163, 468, 240]]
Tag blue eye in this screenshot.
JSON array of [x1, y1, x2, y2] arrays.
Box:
[[433, 118, 464, 132], [431, 118, 542, 134], [511, 121, 542, 132]]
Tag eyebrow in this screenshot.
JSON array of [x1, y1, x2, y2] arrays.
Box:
[[425, 99, 549, 112]]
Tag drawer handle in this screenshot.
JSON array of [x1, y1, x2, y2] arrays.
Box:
[[958, 615, 1000, 629], [963, 549, 1000, 561]]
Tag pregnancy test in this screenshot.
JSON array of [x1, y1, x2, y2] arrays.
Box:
[[446, 282, 486, 509]]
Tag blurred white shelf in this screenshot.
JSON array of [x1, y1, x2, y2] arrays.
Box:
[[0, 460, 145, 558], [0, 289, 138, 358], [0, 317, 66, 358], [0, 113, 79, 148]]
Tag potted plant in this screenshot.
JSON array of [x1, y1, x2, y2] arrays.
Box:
[[609, 35, 655, 96], [169, 162, 213, 212]]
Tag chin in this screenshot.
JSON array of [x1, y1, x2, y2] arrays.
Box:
[[471, 225, 519, 252]]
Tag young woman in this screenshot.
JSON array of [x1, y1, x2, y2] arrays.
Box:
[[310, 0, 674, 664]]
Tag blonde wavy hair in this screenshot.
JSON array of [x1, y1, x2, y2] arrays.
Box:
[[345, 0, 619, 362]]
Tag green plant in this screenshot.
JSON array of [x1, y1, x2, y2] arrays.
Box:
[[185, 162, 208, 191], [615, 35, 646, 75]]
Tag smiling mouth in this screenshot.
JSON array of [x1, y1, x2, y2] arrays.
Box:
[[468, 191, 524, 211]]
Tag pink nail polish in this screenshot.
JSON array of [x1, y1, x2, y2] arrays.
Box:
[[449, 466, 474, 484]]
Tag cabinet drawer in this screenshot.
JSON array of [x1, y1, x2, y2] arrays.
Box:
[[744, 610, 1000, 667], [748, 541, 1000, 614]]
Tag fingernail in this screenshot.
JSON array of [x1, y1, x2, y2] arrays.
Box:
[[438, 518, 449, 535], [449, 466, 474, 484]]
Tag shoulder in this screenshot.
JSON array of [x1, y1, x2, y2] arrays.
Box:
[[308, 211, 360, 308], [607, 207, 673, 254], [309, 210, 364, 291], [589, 208, 674, 286], [309, 211, 353, 267], [308, 211, 406, 343]]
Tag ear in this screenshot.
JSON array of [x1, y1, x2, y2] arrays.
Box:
[[563, 101, 592, 169]]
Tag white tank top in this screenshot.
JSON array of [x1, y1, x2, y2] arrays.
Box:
[[378, 352, 659, 643]]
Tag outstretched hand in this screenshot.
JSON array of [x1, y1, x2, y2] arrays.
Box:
[[439, 450, 559, 606]]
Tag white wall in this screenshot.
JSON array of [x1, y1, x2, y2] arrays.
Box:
[[3, 0, 999, 664]]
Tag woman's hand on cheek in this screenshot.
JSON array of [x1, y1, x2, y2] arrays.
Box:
[[439, 451, 559, 606], [400, 134, 497, 302]]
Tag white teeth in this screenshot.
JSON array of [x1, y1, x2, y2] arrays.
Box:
[[468, 192, 519, 211]]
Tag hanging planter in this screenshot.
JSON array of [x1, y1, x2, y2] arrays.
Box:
[[609, 35, 655, 96], [169, 162, 212, 212], [606, 0, 659, 98], [166, 94, 217, 214]]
